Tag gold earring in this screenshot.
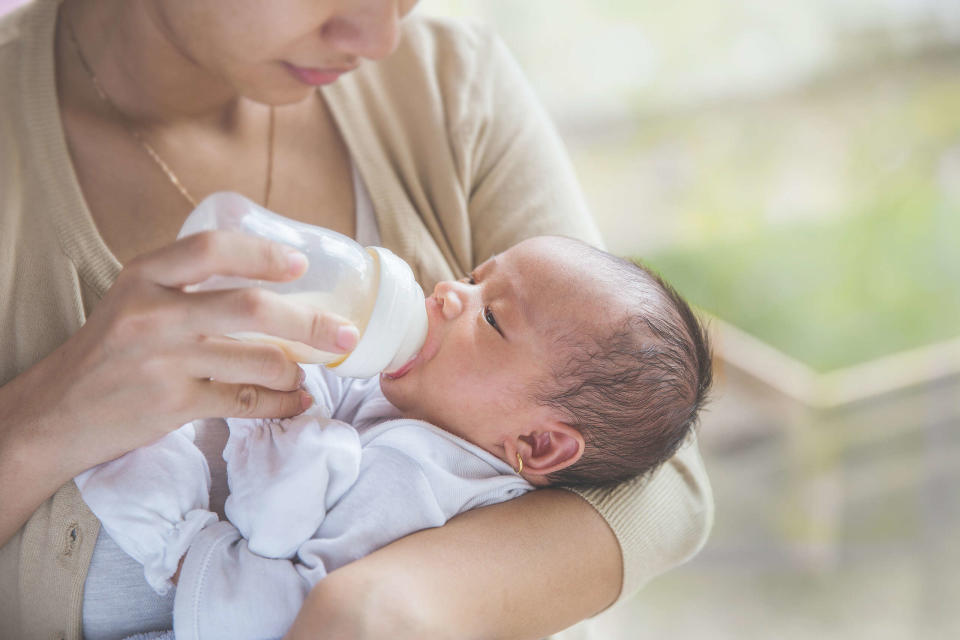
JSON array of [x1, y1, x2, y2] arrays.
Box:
[[515, 452, 524, 475]]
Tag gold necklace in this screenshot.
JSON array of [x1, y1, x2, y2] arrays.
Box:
[[64, 15, 275, 209]]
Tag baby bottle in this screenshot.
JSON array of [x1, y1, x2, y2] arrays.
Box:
[[177, 192, 428, 379]]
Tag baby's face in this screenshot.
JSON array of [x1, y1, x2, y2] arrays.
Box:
[[379, 237, 612, 461]]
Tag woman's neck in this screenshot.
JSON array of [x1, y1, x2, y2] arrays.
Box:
[[60, 0, 240, 125]]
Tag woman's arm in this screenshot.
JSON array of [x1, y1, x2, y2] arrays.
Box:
[[0, 231, 358, 547], [285, 489, 621, 640]]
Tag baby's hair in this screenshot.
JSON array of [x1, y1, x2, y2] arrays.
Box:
[[533, 240, 712, 488]]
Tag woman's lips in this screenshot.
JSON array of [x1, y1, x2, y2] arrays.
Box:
[[283, 62, 353, 86]]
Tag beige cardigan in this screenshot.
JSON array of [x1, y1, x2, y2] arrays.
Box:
[[0, 1, 714, 638]]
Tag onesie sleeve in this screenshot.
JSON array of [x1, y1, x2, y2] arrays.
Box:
[[172, 521, 310, 640], [223, 415, 361, 559], [294, 445, 448, 583], [296, 432, 529, 584], [452, 24, 605, 261]]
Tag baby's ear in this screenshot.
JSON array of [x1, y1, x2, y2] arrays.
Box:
[[515, 422, 584, 477]]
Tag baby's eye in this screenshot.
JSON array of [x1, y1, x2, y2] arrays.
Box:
[[466, 273, 477, 285], [484, 305, 503, 335]]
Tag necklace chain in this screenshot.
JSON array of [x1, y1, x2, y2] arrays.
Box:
[[64, 15, 275, 209]]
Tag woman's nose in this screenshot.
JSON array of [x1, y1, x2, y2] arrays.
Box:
[[433, 280, 469, 320], [322, 1, 403, 61]]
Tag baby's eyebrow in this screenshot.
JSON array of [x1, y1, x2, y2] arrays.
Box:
[[476, 254, 499, 276]]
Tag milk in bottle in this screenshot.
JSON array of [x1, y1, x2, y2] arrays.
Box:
[[177, 192, 427, 378]]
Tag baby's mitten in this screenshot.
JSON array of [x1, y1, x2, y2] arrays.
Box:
[[224, 415, 361, 559], [74, 423, 217, 595]]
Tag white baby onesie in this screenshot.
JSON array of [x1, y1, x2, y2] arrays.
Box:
[[76, 366, 533, 640]]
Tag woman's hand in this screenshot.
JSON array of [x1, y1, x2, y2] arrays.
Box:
[[0, 230, 358, 545]]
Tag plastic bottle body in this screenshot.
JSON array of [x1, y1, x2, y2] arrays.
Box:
[[178, 192, 427, 378], [227, 289, 376, 366]]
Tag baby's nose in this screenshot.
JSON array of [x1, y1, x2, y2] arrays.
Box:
[[433, 281, 466, 320]]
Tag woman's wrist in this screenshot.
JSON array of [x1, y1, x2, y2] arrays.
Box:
[[0, 351, 94, 478], [0, 364, 79, 545]]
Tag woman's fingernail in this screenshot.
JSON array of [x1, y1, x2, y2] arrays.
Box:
[[286, 248, 308, 276], [336, 324, 360, 351], [300, 392, 314, 411]]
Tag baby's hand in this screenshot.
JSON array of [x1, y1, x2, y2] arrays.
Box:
[[74, 423, 217, 595], [224, 415, 361, 559]]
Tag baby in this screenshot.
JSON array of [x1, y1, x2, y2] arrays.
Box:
[[76, 235, 712, 640]]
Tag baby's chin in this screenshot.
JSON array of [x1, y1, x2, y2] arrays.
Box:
[[378, 379, 441, 425], [378, 375, 415, 411]]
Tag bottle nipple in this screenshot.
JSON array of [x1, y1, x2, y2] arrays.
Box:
[[328, 247, 428, 378]]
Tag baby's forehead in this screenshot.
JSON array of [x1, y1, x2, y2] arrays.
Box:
[[507, 236, 595, 281], [509, 237, 614, 289], [508, 246, 623, 327], [506, 237, 665, 334]]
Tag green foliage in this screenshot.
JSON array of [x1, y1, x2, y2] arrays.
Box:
[[647, 189, 960, 371], [625, 57, 960, 372]]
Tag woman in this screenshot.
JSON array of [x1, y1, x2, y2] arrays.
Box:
[[0, 0, 713, 638]]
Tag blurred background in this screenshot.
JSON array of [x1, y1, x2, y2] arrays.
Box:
[[3, 0, 957, 637], [417, 1, 960, 639]]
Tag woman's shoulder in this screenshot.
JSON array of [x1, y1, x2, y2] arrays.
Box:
[[0, 0, 52, 53], [1, 0, 58, 119], [0, 4, 27, 48]]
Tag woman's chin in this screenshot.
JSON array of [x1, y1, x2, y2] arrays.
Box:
[[238, 73, 317, 107]]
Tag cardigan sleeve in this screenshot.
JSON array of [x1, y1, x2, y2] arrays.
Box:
[[570, 438, 714, 600], [448, 25, 715, 604], [454, 25, 606, 261]]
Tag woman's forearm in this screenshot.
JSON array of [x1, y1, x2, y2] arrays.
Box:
[[0, 362, 77, 547], [286, 488, 622, 640]]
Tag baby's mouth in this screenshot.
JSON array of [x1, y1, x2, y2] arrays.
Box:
[[382, 294, 444, 381], [382, 356, 418, 380]]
